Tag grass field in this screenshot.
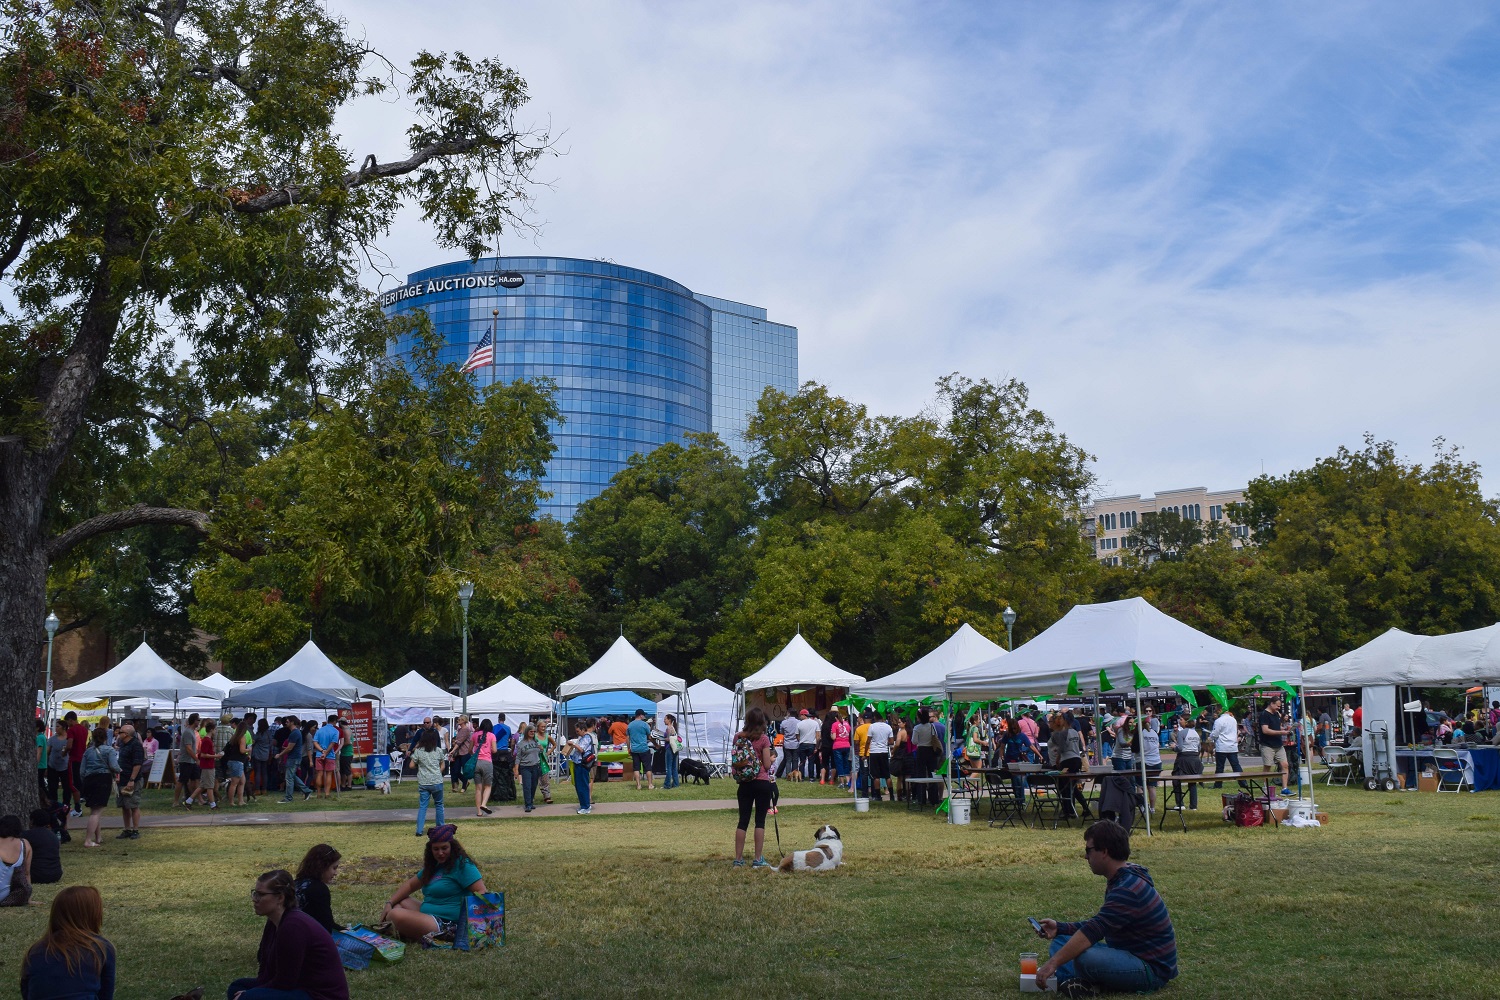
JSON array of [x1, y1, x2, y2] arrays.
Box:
[[4, 784, 1496, 1000]]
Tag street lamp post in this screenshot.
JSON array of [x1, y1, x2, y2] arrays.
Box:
[[44, 611, 59, 720], [458, 581, 474, 716], [1002, 606, 1017, 651]]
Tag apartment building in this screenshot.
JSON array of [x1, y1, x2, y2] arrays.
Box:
[[1084, 486, 1250, 565]]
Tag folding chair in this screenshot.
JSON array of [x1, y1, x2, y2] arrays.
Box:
[[387, 750, 405, 785], [984, 770, 1026, 829], [1029, 773, 1070, 830], [1321, 745, 1352, 786], [1433, 748, 1469, 793]]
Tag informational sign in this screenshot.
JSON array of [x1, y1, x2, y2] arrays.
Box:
[[350, 701, 375, 755], [147, 753, 170, 787]]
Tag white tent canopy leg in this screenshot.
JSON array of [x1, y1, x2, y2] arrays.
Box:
[[1136, 688, 1151, 836]]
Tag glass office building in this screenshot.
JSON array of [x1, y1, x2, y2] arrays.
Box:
[[383, 257, 797, 521]]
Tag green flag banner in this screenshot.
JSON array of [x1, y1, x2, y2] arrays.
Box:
[[1206, 685, 1230, 709], [1099, 669, 1115, 693], [1067, 673, 1080, 696], [936, 797, 950, 815], [1243, 675, 1262, 686], [1172, 685, 1199, 709], [1132, 661, 1151, 689], [1273, 680, 1298, 700]]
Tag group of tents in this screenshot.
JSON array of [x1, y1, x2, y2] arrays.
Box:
[[47, 598, 1500, 796]]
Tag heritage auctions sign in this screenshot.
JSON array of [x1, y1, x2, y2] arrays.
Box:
[[379, 270, 524, 307]]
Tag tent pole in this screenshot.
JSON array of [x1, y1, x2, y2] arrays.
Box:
[[1300, 684, 1316, 815], [1093, 691, 1102, 764], [1136, 688, 1151, 836]]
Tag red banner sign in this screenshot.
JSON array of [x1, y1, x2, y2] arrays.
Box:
[[350, 701, 375, 755]]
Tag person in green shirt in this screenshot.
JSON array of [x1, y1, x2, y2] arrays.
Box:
[[380, 824, 488, 942], [35, 719, 48, 806]]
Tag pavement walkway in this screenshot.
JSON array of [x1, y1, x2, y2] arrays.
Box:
[[96, 797, 840, 829]]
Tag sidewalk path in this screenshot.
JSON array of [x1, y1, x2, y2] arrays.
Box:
[[98, 797, 840, 829]]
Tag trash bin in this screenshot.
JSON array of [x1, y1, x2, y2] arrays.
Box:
[[364, 754, 391, 789]]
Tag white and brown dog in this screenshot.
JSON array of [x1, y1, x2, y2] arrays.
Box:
[[778, 824, 843, 872]]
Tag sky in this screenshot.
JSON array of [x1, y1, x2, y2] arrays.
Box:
[[338, 1, 1500, 499]]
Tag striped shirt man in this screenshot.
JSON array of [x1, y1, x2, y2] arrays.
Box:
[[1056, 863, 1178, 983]]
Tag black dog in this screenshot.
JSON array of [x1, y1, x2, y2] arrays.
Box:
[[678, 757, 712, 785]]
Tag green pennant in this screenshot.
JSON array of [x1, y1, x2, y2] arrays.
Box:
[[936, 797, 950, 815], [1243, 674, 1262, 686], [936, 758, 949, 776], [1172, 685, 1198, 709], [1098, 669, 1115, 693], [1273, 680, 1298, 700], [1132, 661, 1151, 689], [1206, 685, 1230, 709], [1066, 673, 1080, 697]]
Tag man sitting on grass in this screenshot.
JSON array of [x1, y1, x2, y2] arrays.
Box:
[[1033, 820, 1177, 997]]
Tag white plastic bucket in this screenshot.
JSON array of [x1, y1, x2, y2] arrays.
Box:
[[1299, 765, 1312, 786], [854, 797, 870, 813], [950, 798, 971, 825], [1286, 798, 1315, 821]]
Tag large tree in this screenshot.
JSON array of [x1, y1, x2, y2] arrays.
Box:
[[0, 0, 549, 815]]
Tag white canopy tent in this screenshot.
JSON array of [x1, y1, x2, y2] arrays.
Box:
[[54, 642, 225, 707], [734, 634, 866, 721], [230, 640, 384, 704], [114, 670, 241, 718], [945, 598, 1304, 835], [946, 598, 1301, 700], [1305, 623, 1500, 779], [380, 670, 456, 725], [851, 624, 1005, 703], [462, 675, 554, 720], [558, 636, 687, 700], [658, 678, 735, 764]]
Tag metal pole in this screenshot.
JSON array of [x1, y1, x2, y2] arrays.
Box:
[[1136, 688, 1152, 836], [460, 602, 469, 717]]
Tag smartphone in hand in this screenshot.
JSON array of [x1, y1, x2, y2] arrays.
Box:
[[1027, 917, 1043, 935]]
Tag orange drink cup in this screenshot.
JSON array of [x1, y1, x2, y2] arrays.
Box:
[[1020, 952, 1038, 975]]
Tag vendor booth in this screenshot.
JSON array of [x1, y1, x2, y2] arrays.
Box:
[[658, 678, 734, 766], [1304, 623, 1500, 791], [230, 640, 384, 704], [734, 633, 865, 724], [53, 642, 224, 714], [946, 597, 1305, 834], [381, 670, 455, 725], [851, 623, 1005, 703], [462, 675, 553, 721], [558, 637, 691, 781], [221, 679, 352, 713]]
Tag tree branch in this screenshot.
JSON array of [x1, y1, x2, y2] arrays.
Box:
[[223, 135, 517, 214], [48, 505, 210, 562], [0, 214, 35, 282]]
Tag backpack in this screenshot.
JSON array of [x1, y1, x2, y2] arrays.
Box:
[[578, 734, 597, 771], [730, 734, 762, 784]]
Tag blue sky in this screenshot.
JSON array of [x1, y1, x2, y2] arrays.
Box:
[[343, 1, 1500, 497]]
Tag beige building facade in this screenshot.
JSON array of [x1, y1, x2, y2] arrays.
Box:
[[1084, 486, 1250, 565]]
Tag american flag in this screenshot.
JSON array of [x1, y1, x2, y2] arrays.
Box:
[[460, 327, 494, 374]]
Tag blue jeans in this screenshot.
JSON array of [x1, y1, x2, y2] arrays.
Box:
[[227, 978, 310, 1000], [663, 748, 679, 788], [416, 783, 445, 833], [520, 765, 540, 809], [573, 759, 591, 809], [570, 761, 588, 809], [1049, 937, 1167, 993], [281, 761, 309, 800], [834, 747, 851, 778]]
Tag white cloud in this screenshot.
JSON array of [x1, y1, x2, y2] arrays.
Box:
[[338, 0, 1500, 495]]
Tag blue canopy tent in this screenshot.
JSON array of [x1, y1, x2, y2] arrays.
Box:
[[554, 690, 658, 718], [222, 680, 352, 712]]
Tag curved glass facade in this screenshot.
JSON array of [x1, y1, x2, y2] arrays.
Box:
[[384, 257, 716, 521]]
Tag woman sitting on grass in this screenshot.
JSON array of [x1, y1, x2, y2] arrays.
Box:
[[380, 824, 488, 943], [20, 885, 114, 999], [0, 814, 33, 907], [294, 843, 342, 933], [230, 868, 348, 1000]]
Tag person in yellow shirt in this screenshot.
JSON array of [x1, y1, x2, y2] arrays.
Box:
[[853, 710, 873, 798]]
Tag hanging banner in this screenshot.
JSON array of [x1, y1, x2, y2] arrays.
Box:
[[350, 701, 375, 755]]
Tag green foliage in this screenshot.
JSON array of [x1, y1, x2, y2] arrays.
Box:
[[188, 326, 560, 679], [1241, 435, 1500, 651], [569, 434, 755, 678], [1126, 509, 1204, 561]]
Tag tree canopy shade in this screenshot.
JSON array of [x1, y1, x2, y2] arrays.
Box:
[[0, 0, 552, 816]]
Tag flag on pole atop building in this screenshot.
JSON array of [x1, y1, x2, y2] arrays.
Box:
[[460, 326, 494, 374]]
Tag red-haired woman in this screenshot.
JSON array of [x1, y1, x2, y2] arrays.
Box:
[[20, 885, 115, 998]]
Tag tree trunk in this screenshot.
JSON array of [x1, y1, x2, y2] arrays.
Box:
[[0, 523, 48, 819]]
